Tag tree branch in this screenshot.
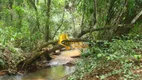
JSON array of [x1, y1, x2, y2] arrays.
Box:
[[52, 5, 66, 39], [131, 9, 142, 24], [77, 24, 133, 38], [77, 27, 111, 38]]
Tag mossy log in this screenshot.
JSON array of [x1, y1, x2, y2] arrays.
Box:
[[21, 45, 64, 69]]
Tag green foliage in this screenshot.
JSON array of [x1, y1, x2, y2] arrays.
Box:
[[0, 59, 5, 70], [68, 35, 142, 80], [130, 23, 142, 34]]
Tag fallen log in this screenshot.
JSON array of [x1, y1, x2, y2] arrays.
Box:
[[77, 24, 134, 38], [37, 40, 58, 51], [77, 27, 111, 38], [21, 45, 64, 69], [19, 39, 105, 69]]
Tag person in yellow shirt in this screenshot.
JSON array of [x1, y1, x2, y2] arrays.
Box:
[[58, 33, 70, 50], [58, 33, 88, 50]]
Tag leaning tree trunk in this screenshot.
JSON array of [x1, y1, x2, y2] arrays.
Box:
[[99, 0, 128, 40]]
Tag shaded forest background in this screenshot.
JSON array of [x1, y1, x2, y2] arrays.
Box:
[[0, 0, 142, 78], [0, 0, 141, 50]]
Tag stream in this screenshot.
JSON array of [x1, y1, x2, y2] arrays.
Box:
[[0, 65, 75, 80], [0, 49, 80, 80]]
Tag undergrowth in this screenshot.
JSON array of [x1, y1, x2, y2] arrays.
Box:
[[0, 24, 42, 51], [68, 34, 142, 80]]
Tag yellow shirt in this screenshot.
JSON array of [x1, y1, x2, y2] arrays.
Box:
[[58, 33, 88, 50]]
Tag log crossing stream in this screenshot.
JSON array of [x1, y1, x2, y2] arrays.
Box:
[[0, 49, 81, 80]]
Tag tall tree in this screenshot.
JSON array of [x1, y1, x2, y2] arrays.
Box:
[[45, 0, 51, 42]]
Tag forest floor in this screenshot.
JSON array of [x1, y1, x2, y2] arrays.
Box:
[[66, 35, 142, 80]]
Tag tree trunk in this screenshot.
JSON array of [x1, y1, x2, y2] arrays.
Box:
[[9, 0, 13, 21], [45, 0, 51, 42], [105, 0, 116, 25]]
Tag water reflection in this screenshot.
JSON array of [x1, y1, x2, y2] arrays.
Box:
[[0, 65, 75, 80], [0, 75, 22, 80]]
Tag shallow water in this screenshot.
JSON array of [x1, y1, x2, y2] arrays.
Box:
[[0, 65, 75, 80], [0, 49, 80, 80]]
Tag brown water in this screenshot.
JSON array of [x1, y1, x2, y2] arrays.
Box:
[[0, 65, 75, 80]]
